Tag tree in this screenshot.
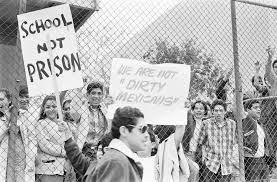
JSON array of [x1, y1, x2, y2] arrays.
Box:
[[142, 38, 223, 101]]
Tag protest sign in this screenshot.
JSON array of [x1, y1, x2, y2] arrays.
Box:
[[108, 58, 191, 125], [17, 4, 83, 97]]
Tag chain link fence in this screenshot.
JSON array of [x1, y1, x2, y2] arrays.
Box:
[[0, 0, 277, 181]]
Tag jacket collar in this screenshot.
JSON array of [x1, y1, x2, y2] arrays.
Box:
[[108, 138, 141, 163]]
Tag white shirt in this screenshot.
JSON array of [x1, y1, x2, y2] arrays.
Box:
[[140, 156, 156, 182], [254, 123, 265, 158]]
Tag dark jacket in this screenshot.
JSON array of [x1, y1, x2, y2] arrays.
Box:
[[64, 138, 143, 182], [242, 115, 274, 158], [182, 111, 203, 164], [64, 138, 96, 177], [87, 148, 143, 182]]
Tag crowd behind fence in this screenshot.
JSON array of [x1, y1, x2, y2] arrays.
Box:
[[1, 0, 277, 182]]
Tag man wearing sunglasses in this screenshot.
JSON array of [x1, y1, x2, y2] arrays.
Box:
[[61, 106, 148, 182]]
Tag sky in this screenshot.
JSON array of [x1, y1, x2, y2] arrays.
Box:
[[75, 0, 277, 92]]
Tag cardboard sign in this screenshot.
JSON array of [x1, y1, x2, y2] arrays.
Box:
[[17, 4, 83, 96], [108, 58, 191, 125]]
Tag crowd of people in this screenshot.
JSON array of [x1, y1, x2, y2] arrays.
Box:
[[1, 47, 277, 182]]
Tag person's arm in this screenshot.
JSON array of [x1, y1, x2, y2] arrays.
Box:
[[64, 137, 93, 175], [265, 47, 276, 86], [37, 121, 66, 157], [0, 119, 9, 143]]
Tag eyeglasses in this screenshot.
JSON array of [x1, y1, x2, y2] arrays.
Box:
[[126, 125, 148, 133]]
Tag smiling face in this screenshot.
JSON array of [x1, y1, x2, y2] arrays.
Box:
[[87, 88, 104, 106], [192, 102, 205, 119], [44, 99, 58, 120]]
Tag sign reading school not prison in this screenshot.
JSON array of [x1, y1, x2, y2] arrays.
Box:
[[17, 4, 83, 96], [109, 58, 191, 125]]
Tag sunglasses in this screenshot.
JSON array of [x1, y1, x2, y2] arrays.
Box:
[[126, 125, 148, 133]]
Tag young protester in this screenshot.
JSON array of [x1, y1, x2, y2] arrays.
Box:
[[192, 99, 238, 182], [183, 100, 208, 182], [243, 99, 274, 181], [139, 123, 189, 182], [0, 87, 37, 182], [77, 81, 110, 161], [60, 106, 148, 182], [0, 88, 12, 182], [35, 95, 68, 182]]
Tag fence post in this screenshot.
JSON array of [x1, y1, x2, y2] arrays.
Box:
[[230, 0, 245, 181]]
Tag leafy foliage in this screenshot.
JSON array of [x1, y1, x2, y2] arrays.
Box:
[[142, 38, 223, 100]]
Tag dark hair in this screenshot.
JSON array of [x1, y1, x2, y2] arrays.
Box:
[[62, 99, 72, 110], [244, 99, 260, 111], [273, 60, 277, 68], [191, 100, 208, 116], [38, 95, 56, 120], [251, 76, 263, 86], [0, 88, 12, 101], [86, 81, 104, 94], [211, 99, 227, 111], [19, 85, 29, 98], [111, 106, 144, 138], [97, 133, 113, 154], [154, 125, 176, 143]]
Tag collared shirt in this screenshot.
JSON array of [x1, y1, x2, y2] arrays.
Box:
[[86, 105, 107, 145], [189, 118, 203, 152], [108, 139, 142, 165], [195, 117, 237, 175]]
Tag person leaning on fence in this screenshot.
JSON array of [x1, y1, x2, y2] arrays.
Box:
[[182, 100, 208, 182], [243, 99, 275, 182], [191, 99, 238, 182], [35, 95, 69, 182], [0, 88, 13, 182], [77, 81, 110, 161], [0, 87, 37, 182]]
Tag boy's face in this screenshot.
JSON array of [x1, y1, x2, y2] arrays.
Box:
[[87, 88, 104, 106]]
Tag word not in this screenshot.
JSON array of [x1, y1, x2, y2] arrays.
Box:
[[37, 37, 65, 54], [125, 79, 166, 93], [20, 14, 72, 38], [116, 91, 179, 106], [27, 52, 81, 82]]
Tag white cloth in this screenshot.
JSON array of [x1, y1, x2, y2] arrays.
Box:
[[154, 134, 190, 182], [254, 123, 265, 158], [108, 139, 142, 164], [141, 156, 156, 182]]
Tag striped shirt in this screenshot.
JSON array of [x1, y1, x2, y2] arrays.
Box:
[[195, 117, 237, 175]]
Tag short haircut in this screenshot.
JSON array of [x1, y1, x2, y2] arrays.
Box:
[[62, 99, 72, 110], [273, 60, 277, 68], [86, 81, 104, 94], [111, 106, 144, 138], [154, 125, 176, 143], [244, 99, 260, 111], [251, 76, 262, 86], [19, 85, 28, 98], [211, 99, 227, 111], [0, 88, 12, 101], [191, 100, 208, 116], [97, 133, 113, 154]]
